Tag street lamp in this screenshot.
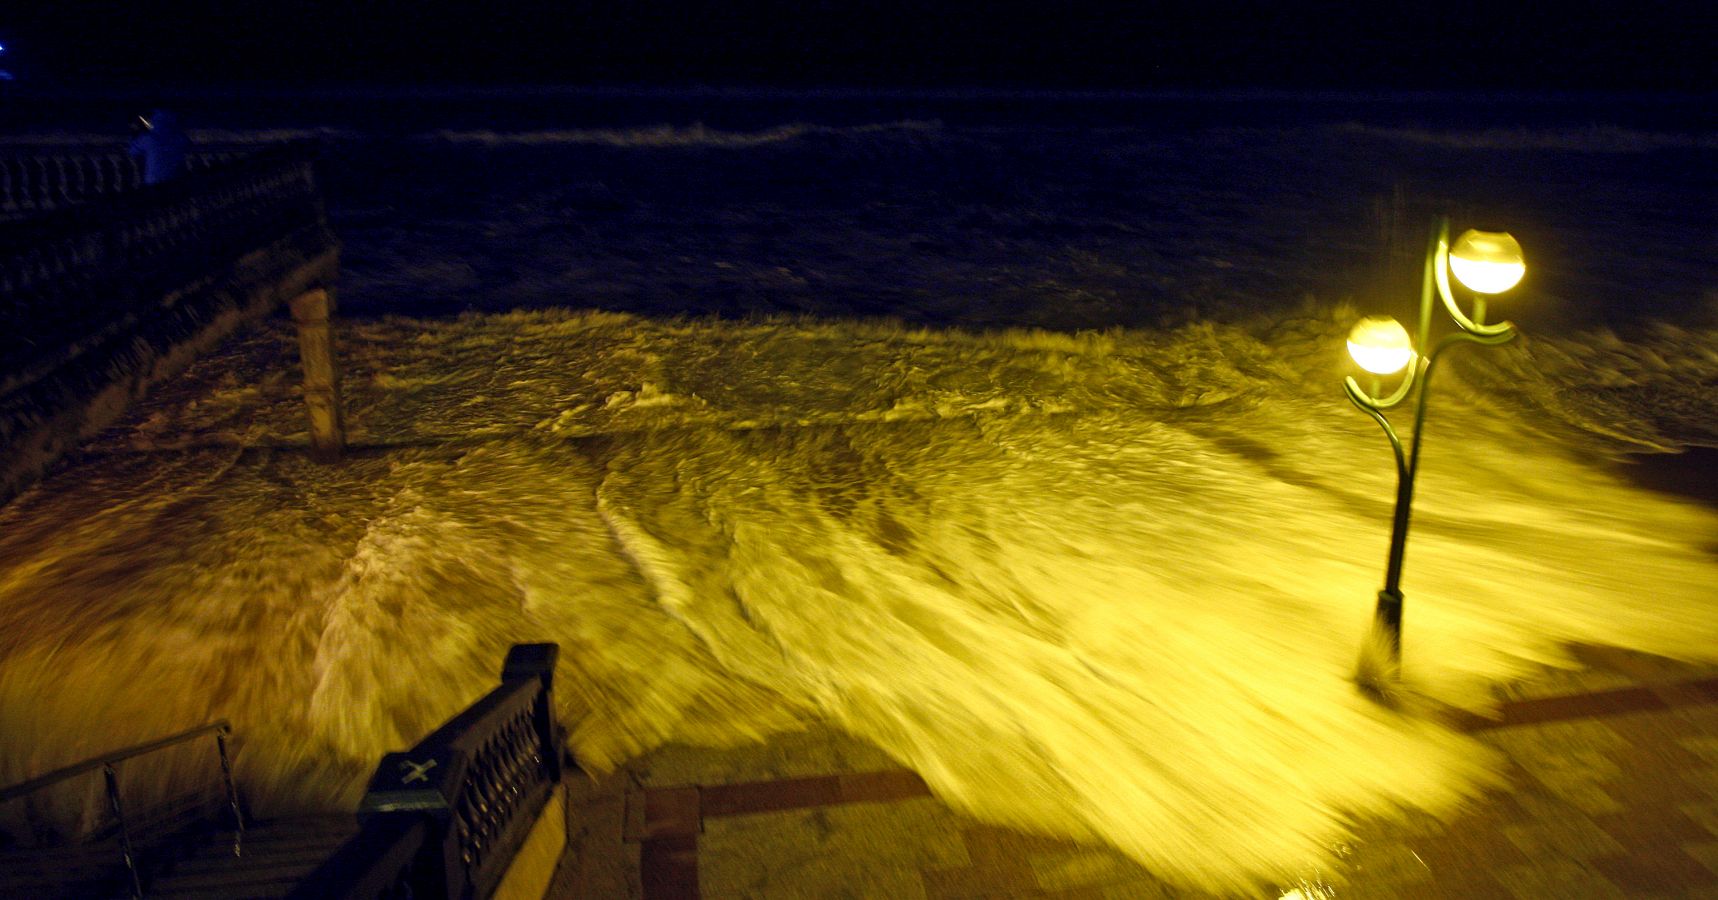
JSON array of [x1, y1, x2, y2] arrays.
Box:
[[1345, 217, 1524, 690]]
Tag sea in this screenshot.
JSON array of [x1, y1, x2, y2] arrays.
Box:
[[1, 86, 1715, 893]]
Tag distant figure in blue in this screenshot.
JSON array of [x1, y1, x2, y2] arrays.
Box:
[[128, 109, 189, 184]]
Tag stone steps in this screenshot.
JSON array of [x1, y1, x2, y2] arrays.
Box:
[[0, 836, 135, 897], [0, 815, 356, 899], [145, 816, 355, 900]]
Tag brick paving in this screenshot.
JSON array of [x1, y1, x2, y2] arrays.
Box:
[[557, 647, 1718, 898]]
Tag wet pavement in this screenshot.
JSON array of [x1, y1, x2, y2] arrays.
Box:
[[556, 644, 1718, 898]]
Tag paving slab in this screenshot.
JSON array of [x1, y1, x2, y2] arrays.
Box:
[[557, 646, 1718, 898]]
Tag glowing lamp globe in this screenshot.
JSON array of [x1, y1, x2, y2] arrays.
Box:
[[1449, 229, 1525, 294], [1347, 316, 1414, 375]]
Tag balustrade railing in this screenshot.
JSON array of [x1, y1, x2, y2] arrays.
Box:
[[0, 150, 246, 221], [289, 643, 568, 900], [0, 720, 246, 900], [0, 140, 327, 386]]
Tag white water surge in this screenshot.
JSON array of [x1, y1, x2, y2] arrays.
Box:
[[2, 305, 1715, 893]]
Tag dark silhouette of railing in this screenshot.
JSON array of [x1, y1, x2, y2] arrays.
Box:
[[289, 643, 568, 900], [0, 141, 325, 368], [0, 150, 246, 222], [0, 140, 333, 465], [0, 720, 245, 900], [0, 646, 568, 899], [0, 135, 342, 503]]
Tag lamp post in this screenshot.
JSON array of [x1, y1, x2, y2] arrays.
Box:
[[1345, 217, 1524, 689]]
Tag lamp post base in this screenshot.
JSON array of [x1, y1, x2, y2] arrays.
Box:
[[1356, 589, 1404, 696], [1374, 588, 1403, 654]]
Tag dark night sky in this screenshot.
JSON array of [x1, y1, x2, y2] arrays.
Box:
[[6, 1, 1714, 91]]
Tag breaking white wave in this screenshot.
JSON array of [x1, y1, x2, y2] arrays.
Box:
[[1468, 319, 1718, 453], [2, 305, 1714, 893], [184, 126, 363, 145], [428, 119, 942, 148], [1335, 122, 1718, 153]]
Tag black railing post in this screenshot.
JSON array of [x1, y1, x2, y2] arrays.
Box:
[[102, 763, 144, 900], [216, 725, 245, 857], [501, 642, 562, 782], [1, 721, 252, 900], [357, 746, 469, 900], [289, 644, 565, 899]]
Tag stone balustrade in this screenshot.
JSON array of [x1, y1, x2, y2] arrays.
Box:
[[290, 644, 571, 900], [0, 140, 341, 503], [0, 149, 245, 222]]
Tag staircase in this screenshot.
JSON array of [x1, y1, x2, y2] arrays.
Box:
[[144, 817, 355, 900], [1, 643, 572, 899], [0, 833, 136, 897], [0, 817, 353, 899]]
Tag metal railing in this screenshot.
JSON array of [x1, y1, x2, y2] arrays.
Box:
[[0, 720, 246, 900], [289, 643, 568, 900]]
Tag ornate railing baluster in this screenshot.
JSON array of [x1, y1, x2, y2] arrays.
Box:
[[290, 643, 568, 900], [102, 763, 144, 900], [0, 142, 328, 363], [217, 725, 246, 857], [1, 158, 15, 215], [0, 149, 256, 219]]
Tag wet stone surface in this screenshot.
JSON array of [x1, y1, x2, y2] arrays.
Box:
[[572, 653, 1718, 898]]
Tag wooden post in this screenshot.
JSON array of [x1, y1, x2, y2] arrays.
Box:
[[288, 288, 345, 462]]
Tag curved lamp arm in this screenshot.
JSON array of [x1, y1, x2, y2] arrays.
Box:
[[1344, 355, 1419, 414], [1430, 327, 1519, 357], [1345, 374, 1408, 482]]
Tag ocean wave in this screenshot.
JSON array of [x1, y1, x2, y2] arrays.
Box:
[[428, 119, 942, 148], [1465, 317, 1718, 454], [1335, 122, 1718, 153], [185, 126, 363, 145]]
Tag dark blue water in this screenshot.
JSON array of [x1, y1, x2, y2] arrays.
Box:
[[3, 87, 1713, 329], [5, 85, 1712, 132]]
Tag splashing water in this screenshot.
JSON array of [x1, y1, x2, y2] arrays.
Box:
[[1, 305, 1714, 892]]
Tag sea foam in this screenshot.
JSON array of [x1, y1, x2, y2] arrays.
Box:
[[3, 307, 1714, 892]]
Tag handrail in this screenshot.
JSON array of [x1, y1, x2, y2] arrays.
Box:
[[0, 147, 274, 222], [0, 149, 248, 220], [0, 139, 324, 285], [0, 719, 232, 802], [290, 643, 566, 900], [0, 718, 247, 900], [0, 153, 139, 218], [391, 677, 542, 780]]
